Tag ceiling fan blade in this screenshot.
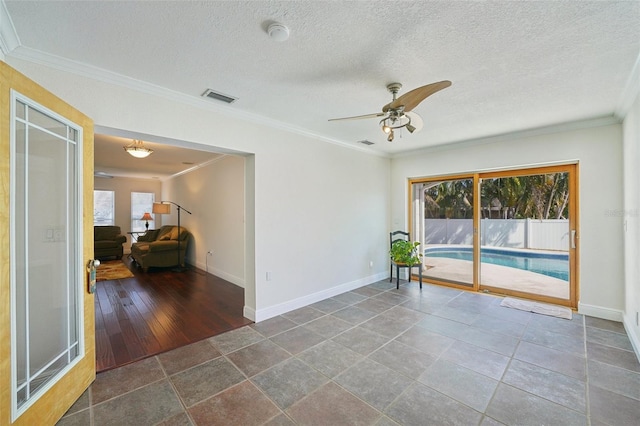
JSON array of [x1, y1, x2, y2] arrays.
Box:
[[328, 112, 386, 121], [383, 80, 452, 113]]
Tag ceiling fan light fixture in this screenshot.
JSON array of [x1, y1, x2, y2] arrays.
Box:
[[380, 117, 392, 134], [332, 81, 451, 143], [124, 139, 153, 158]]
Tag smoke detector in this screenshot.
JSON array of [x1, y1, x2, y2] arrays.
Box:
[[267, 23, 290, 42]]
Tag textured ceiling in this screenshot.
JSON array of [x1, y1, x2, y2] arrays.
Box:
[[3, 0, 640, 164]]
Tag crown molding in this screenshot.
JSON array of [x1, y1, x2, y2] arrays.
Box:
[[615, 51, 640, 119], [0, 0, 20, 58], [8, 46, 389, 158]]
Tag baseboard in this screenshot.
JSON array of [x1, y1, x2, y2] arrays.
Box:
[[193, 260, 245, 288], [252, 271, 388, 322], [577, 302, 623, 321], [243, 306, 256, 322], [622, 312, 640, 364]]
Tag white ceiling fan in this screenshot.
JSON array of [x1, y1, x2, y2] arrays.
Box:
[[329, 81, 452, 142]]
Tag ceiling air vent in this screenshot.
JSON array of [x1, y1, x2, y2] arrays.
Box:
[[202, 89, 237, 104], [358, 140, 375, 146]]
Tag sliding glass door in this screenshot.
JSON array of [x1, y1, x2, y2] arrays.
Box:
[[478, 166, 577, 306], [410, 164, 578, 307], [411, 177, 476, 288]]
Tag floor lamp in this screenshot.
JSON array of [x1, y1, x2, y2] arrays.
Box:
[[153, 201, 192, 272]]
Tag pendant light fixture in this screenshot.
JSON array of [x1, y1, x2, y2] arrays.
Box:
[[124, 139, 153, 158]]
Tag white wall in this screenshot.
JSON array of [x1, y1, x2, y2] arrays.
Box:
[[10, 58, 391, 321], [94, 176, 162, 250], [623, 92, 640, 355], [391, 124, 624, 318], [161, 155, 246, 287]]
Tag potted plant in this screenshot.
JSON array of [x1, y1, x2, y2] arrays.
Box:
[[390, 240, 422, 266]]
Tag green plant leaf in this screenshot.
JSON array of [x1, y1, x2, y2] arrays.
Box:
[[390, 240, 422, 266]]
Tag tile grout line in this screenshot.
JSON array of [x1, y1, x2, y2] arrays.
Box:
[[154, 354, 197, 426], [584, 314, 592, 426]]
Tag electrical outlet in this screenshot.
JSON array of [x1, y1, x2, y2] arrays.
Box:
[[636, 311, 639, 326], [369, 260, 373, 268], [266, 272, 272, 281]]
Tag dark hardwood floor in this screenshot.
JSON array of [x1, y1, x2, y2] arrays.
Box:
[[95, 257, 253, 373]]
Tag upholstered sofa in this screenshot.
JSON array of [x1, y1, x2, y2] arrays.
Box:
[[94, 226, 126, 259], [130, 225, 191, 272]]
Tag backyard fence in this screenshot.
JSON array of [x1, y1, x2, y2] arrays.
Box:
[[425, 218, 570, 251]]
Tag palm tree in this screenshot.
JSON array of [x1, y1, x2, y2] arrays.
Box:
[[428, 173, 569, 220]]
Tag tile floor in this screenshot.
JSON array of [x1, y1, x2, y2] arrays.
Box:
[[58, 280, 640, 425]]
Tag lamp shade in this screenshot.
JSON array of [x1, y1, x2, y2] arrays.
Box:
[[140, 212, 153, 221], [152, 202, 171, 214]]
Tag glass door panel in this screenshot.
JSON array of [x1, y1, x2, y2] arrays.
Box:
[[412, 178, 475, 287], [12, 95, 82, 416], [479, 171, 571, 302]]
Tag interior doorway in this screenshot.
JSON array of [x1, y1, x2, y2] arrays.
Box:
[[92, 128, 256, 371], [410, 164, 578, 308]]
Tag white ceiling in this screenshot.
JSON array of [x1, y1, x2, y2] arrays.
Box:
[[3, 1, 640, 175]]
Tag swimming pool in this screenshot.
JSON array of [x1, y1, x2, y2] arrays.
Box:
[[424, 247, 569, 281]]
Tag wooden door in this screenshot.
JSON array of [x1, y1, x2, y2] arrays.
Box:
[[0, 61, 95, 425]]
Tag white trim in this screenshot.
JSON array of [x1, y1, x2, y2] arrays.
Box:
[[9, 90, 85, 421], [622, 312, 640, 364], [0, 0, 20, 57], [577, 302, 623, 322], [243, 306, 256, 322], [9, 47, 387, 158], [193, 260, 245, 288], [251, 272, 388, 323], [615, 51, 640, 119]]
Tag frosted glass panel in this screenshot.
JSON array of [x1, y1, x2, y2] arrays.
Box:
[[16, 99, 25, 120], [29, 106, 67, 138], [15, 120, 27, 387], [12, 95, 81, 412], [27, 126, 69, 374]]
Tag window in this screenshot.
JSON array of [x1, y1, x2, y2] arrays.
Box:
[[94, 190, 114, 225], [131, 192, 155, 232]]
